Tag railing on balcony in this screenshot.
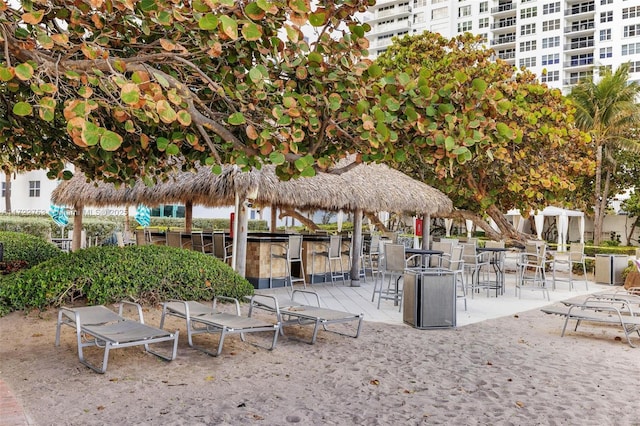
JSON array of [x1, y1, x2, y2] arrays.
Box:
[[565, 2, 595, 16], [564, 21, 595, 33], [491, 35, 516, 46], [564, 57, 594, 68], [564, 39, 595, 50], [491, 3, 514, 14], [490, 19, 516, 30]]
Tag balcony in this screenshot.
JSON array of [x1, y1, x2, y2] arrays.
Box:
[[564, 21, 595, 36], [564, 39, 595, 54], [564, 2, 595, 18], [490, 34, 516, 47], [490, 19, 516, 33], [491, 2, 515, 17], [564, 57, 594, 70]]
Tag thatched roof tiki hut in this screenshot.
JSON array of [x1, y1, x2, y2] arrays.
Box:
[[52, 160, 453, 284]]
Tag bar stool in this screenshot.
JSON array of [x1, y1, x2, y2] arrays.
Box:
[[310, 235, 345, 284], [213, 232, 232, 265], [269, 235, 306, 289]]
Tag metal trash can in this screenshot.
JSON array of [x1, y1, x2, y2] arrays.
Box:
[[594, 254, 629, 285], [403, 270, 456, 329]]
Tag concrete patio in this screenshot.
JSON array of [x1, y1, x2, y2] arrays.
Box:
[[253, 268, 613, 327]]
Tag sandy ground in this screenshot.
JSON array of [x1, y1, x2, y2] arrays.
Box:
[[1, 301, 640, 426]]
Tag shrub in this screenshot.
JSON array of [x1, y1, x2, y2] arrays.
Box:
[[0, 245, 253, 315], [0, 231, 64, 267], [0, 215, 52, 239]]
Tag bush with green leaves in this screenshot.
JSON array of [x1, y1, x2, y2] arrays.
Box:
[[0, 215, 52, 239], [0, 231, 63, 266], [0, 245, 253, 316]]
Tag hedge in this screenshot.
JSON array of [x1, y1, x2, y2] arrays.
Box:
[[0, 245, 254, 316]]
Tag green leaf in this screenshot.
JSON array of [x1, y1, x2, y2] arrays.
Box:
[[241, 22, 262, 41], [309, 12, 326, 27], [152, 72, 170, 88], [368, 64, 382, 78], [308, 52, 323, 65], [269, 152, 285, 165], [82, 121, 101, 146], [157, 137, 169, 151], [121, 83, 140, 104], [15, 63, 34, 81], [299, 166, 315, 177], [249, 67, 263, 83], [385, 97, 400, 112], [438, 104, 455, 114], [0, 66, 14, 81], [166, 143, 180, 155], [228, 112, 246, 125], [472, 78, 488, 94], [219, 16, 238, 40], [394, 150, 407, 162], [444, 136, 455, 151], [454, 70, 468, 83], [12, 102, 32, 116], [100, 130, 123, 151], [496, 122, 512, 138], [198, 14, 218, 30]]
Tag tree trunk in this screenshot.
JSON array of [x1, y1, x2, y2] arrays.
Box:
[[279, 209, 319, 231], [593, 144, 604, 245], [4, 172, 11, 213]]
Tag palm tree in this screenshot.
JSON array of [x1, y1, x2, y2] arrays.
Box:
[[569, 64, 640, 245]]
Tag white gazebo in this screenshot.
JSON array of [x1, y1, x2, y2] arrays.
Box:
[[507, 206, 585, 252]]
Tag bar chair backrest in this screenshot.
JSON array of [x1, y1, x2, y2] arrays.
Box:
[[288, 235, 303, 261], [328, 235, 342, 259]]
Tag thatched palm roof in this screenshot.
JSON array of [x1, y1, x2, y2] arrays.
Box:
[[52, 161, 452, 216]]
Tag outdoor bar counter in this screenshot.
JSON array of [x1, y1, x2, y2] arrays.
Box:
[[245, 233, 352, 289]]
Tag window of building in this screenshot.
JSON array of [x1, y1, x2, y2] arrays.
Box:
[[519, 57, 537, 68], [542, 53, 559, 65], [520, 7, 537, 19], [541, 70, 560, 83], [600, 11, 613, 22], [624, 25, 640, 38], [521, 23, 536, 36], [630, 61, 640, 73], [478, 33, 488, 43], [432, 0, 447, 4], [622, 42, 640, 56], [599, 47, 613, 58], [569, 36, 594, 49], [458, 21, 472, 32], [150, 204, 186, 218], [622, 6, 639, 19], [570, 53, 594, 66], [479, 17, 489, 29], [542, 36, 560, 48], [569, 71, 593, 85], [497, 48, 515, 60], [600, 29, 611, 41], [600, 0, 612, 4], [519, 40, 536, 52], [542, 19, 560, 31], [479, 1, 488, 13], [543, 2, 560, 14], [29, 181, 40, 197], [415, 0, 428, 6], [432, 7, 447, 19], [458, 5, 471, 17]]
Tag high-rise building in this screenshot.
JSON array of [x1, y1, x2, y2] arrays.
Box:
[[363, 0, 640, 92]]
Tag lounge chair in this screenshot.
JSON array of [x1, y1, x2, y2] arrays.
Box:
[[55, 301, 179, 373], [247, 290, 364, 344], [159, 297, 280, 356], [541, 296, 640, 347]]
